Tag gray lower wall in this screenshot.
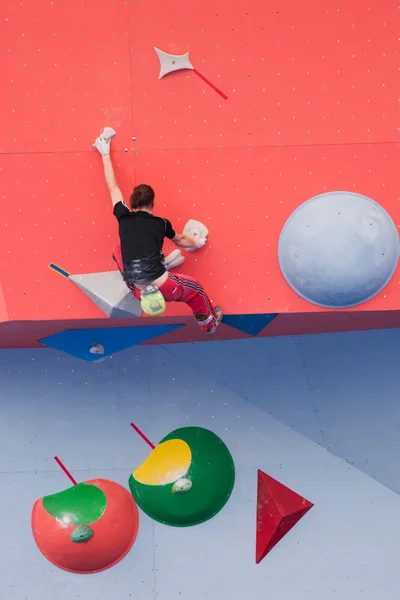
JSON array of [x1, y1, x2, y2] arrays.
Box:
[[1, 329, 400, 599]]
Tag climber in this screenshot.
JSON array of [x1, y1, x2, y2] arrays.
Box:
[[93, 132, 222, 335]]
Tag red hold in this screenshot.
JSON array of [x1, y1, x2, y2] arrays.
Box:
[[256, 469, 313, 564]]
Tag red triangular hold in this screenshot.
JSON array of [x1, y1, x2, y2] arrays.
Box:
[[256, 469, 313, 564]]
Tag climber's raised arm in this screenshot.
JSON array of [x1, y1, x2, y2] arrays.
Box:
[[102, 155, 124, 208], [93, 134, 124, 208]]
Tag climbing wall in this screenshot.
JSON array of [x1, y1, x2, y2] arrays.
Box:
[[1, 0, 399, 349], [2, 329, 400, 598]]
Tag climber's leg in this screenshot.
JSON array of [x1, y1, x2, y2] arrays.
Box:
[[112, 244, 222, 333], [159, 272, 222, 335]]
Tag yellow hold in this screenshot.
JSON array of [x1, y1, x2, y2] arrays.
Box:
[[133, 439, 192, 486]]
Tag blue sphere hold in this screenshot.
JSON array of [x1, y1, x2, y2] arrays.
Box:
[[278, 191, 399, 309]]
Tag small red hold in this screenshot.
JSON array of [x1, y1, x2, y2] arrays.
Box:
[[256, 469, 313, 564]]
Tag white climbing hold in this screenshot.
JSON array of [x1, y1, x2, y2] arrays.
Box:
[[89, 343, 105, 355], [101, 126, 116, 142], [154, 47, 194, 79], [172, 477, 192, 494], [163, 249, 185, 270], [183, 219, 209, 253], [69, 271, 142, 319]]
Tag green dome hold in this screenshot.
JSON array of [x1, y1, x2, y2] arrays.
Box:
[[129, 426, 235, 527]]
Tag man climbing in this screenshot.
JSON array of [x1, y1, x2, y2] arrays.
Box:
[[93, 132, 223, 335]]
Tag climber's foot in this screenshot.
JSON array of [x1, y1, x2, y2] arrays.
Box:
[[205, 306, 223, 336], [215, 306, 223, 322]]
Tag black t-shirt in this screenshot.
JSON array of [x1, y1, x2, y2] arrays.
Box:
[[113, 202, 176, 284]]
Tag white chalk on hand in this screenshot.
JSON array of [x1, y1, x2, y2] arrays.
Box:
[[102, 127, 117, 143], [183, 219, 209, 252]]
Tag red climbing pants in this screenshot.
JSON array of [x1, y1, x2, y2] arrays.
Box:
[[112, 245, 218, 332]]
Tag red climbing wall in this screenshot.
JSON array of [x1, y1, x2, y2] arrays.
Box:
[[1, 0, 399, 348]]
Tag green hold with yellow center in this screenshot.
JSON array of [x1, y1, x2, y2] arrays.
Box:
[[129, 426, 235, 527]]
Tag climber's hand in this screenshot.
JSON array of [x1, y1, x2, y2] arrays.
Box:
[[93, 135, 110, 157], [195, 237, 207, 249], [172, 233, 197, 249]]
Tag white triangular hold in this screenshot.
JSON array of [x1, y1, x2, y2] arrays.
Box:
[[70, 271, 142, 318], [154, 47, 194, 79], [163, 249, 185, 270], [183, 219, 209, 253]]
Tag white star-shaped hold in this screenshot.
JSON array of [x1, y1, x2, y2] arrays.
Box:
[[154, 47, 194, 79]]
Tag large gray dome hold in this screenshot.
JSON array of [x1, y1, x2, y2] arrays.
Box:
[[278, 192, 399, 309]]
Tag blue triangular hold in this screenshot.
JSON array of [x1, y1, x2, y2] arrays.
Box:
[[222, 313, 278, 336], [39, 325, 185, 362]]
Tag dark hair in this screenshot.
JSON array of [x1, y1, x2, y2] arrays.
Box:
[[130, 184, 155, 210]]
